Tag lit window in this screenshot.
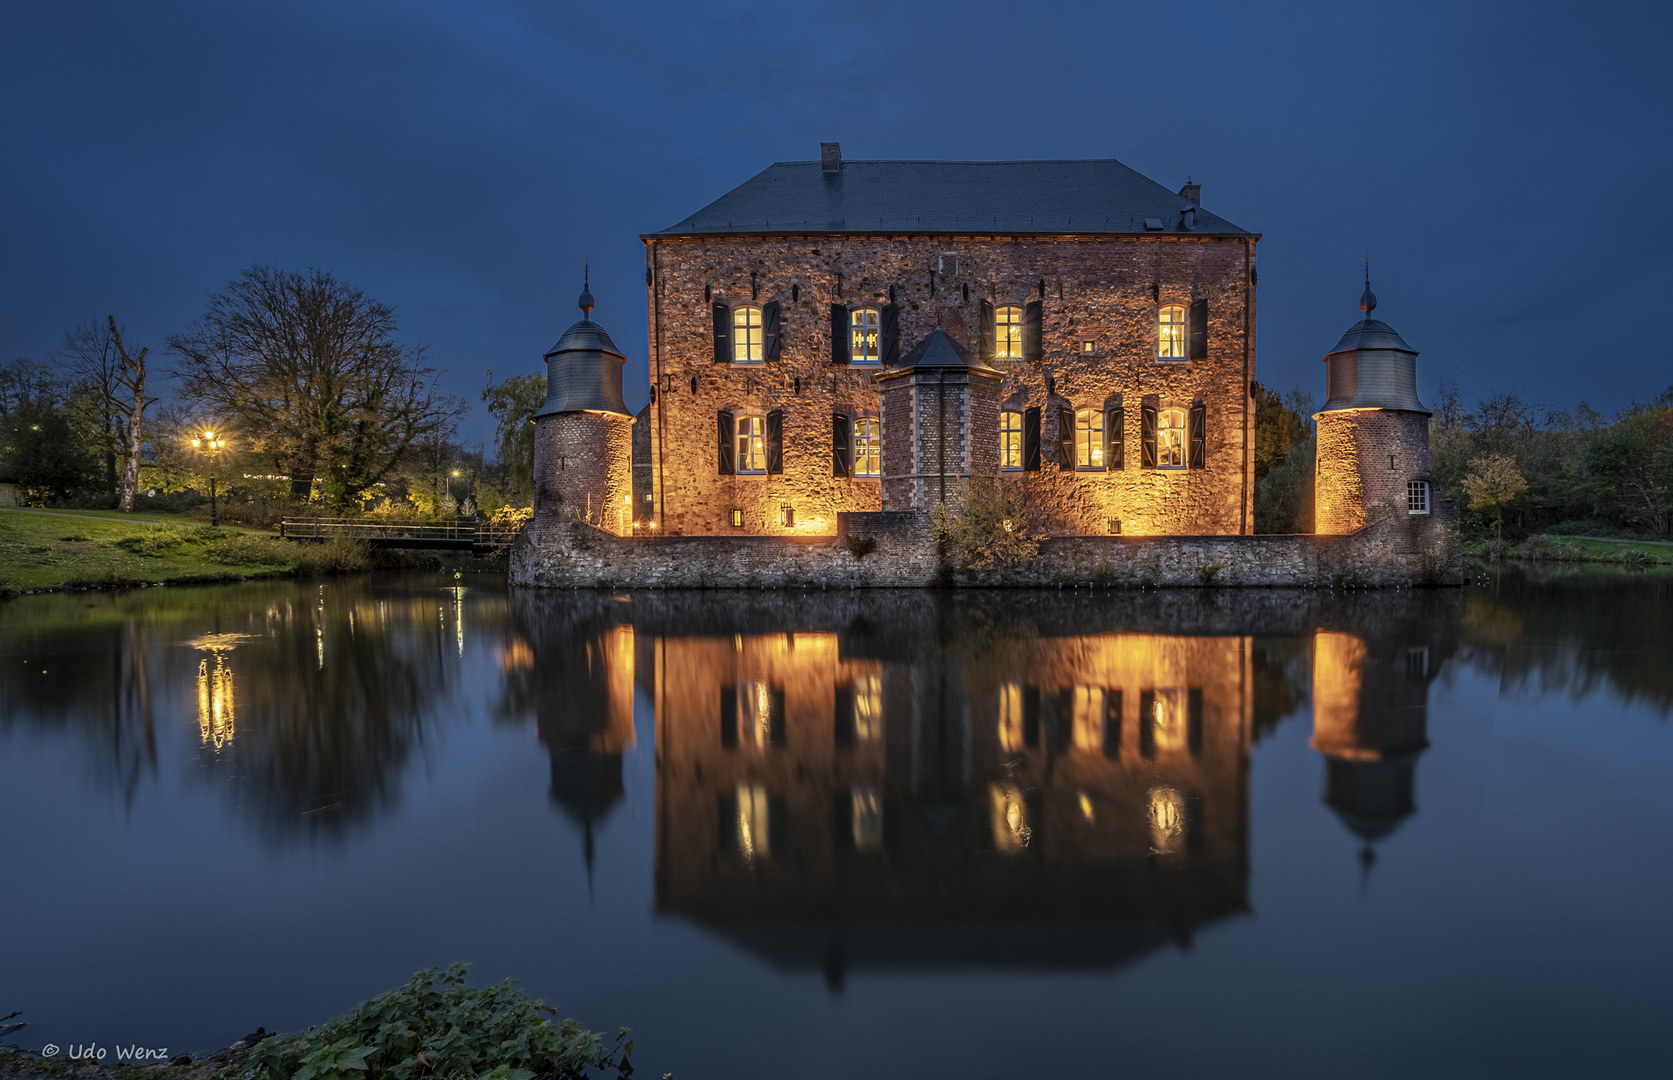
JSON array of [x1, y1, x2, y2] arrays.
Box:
[[1075, 409, 1105, 469], [853, 674, 882, 741], [989, 782, 1031, 852], [1000, 410, 1024, 470], [850, 786, 883, 851], [1158, 407, 1186, 469], [996, 304, 1023, 360], [736, 415, 766, 473], [1147, 786, 1185, 854], [850, 307, 881, 364], [1071, 686, 1104, 751], [729, 508, 744, 528], [733, 305, 763, 363], [733, 782, 770, 860], [1408, 479, 1430, 514], [853, 417, 881, 477], [997, 683, 1024, 752], [1082, 340, 1094, 353], [1158, 304, 1186, 360]]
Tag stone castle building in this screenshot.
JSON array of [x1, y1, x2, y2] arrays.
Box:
[[520, 145, 1460, 588]]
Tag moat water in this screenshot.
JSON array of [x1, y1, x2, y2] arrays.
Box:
[[2, 572, 1670, 1079]]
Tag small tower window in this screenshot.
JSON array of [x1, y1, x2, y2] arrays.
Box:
[[1075, 409, 1105, 469], [996, 304, 1024, 360], [852, 417, 881, 477], [733, 305, 764, 363], [736, 416, 767, 473], [1158, 304, 1187, 360], [1408, 479, 1430, 514], [850, 307, 881, 364], [1157, 408, 1187, 468], [1000, 410, 1024, 470]]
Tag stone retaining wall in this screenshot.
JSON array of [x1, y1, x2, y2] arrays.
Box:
[[509, 507, 1462, 589]]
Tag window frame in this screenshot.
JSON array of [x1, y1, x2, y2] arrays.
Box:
[[849, 306, 882, 365], [735, 413, 768, 474], [1000, 409, 1024, 471], [852, 415, 882, 478], [1158, 304, 1187, 361], [1156, 407, 1187, 469], [732, 304, 764, 364], [1407, 479, 1430, 515], [1074, 408, 1106, 470], [995, 304, 1024, 361]]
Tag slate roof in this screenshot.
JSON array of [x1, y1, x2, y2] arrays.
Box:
[[545, 319, 624, 359], [652, 159, 1250, 236], [893, 326, 994, 372], [1328, 318, 1417, 355]]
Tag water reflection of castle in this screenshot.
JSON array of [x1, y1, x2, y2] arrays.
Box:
[[509, 592, 1457, 977]]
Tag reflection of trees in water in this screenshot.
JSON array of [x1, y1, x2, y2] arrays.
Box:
[[1463, 572, 1673, 715], [0, 577, 511, 842]]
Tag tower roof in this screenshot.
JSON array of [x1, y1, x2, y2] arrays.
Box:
[[1319, 280, 1428, 414], [892, 326, 996, 372], [536, 276, 630, 417], [1328, 318, 1416, 355]]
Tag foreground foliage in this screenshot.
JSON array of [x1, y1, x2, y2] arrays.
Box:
[[252, 966, 635, 1080], [932, 481, 1041, 572]]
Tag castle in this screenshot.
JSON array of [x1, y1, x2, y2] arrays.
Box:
[[511, 145, 1460, 588]]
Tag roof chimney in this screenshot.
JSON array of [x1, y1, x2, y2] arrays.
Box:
[[821, 142, 842, 172], [1179, 178, 1201, 206]]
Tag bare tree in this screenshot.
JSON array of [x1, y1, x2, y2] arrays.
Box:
[[106, 317, 156, 511], [167, 266, 465, 511], [53, 317, 124, 497]]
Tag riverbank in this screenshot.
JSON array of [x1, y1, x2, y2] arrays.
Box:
[[0, 1039, 258, 1080], [1465, 532, 1673, 567]]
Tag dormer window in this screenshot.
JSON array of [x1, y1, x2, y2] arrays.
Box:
[[733, 305, 764, 363], [850, 307, 881, 364], [996, 304, 1023, 360], [1158, 304, 1186, 360]]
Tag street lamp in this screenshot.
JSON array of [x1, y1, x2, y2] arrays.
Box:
[[191, 430, 227, 526]]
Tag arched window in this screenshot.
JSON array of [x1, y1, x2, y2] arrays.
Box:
[[1000, 410, 1024, 470], [996, 304, 1023, 360], [852, 417, 881, 477], [850, 307, 881, 364], [733, 305, 763, 363], [1158, 304, 1186, 360], [735, 415, 767, 473], [1075, 409, 1105, 469], [1157, 407, 1187, 468]]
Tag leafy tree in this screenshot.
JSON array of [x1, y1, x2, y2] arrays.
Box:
[[1462, 453, 1528, 540], [167, 266, 466, 512], [1254, 436, 1315, 533], [0, 360, 98, 502], [931, 480, 1042, 572], [1252, 382, 1312, 480], [482, 369, 544, 507], [1583, 401, 1673, 534]]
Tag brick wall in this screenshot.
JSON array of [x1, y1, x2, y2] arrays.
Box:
[[643, 234, 1256, 537], [533, 411, 635, 535]]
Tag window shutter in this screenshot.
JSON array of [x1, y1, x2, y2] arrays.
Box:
[[717, 411, 735, 475], [829, 304, 849, 364], [1054, 688, 1074, 751], [1188, 688, 1204, 754], [712, 301, 730, 363], [1187, 298, 1208, 360], [767, 796, 787, 853], [1108, 404, 1125, 469], [1139, 689, 1156, 759], [1103, 689, 1122, 759], [834, 684, 855, 745], [720, 686, 738, 746], [1023, 406, 1041, 471], [1023, 300, 1043, 362], [1057, 408, 1074, 471], [766, 408, 784, 474], [762, 300, 781, 362], [832, 412, 850, 477], [1189, 401, 1206, 469], [880, 302, 900, 366], [769, 688, 786, 746], [979, 299, 995, 362], [1141, 401, 1158, 469], [1023, 686, 1041, 748]]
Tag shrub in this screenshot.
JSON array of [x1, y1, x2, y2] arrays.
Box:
[[1613, 547, 1652, 568], [207, 533, 294, 566], [115, 524, 189, 556], [931, 480, 1041, 572], [1517, 534, 1561, 562], [253, 965, 634, 1080], [312, 534, 371, 574]]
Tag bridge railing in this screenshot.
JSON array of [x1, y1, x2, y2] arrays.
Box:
[[279, 518, 525, 547]]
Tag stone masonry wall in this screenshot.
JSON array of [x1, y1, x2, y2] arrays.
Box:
[[643, 234, 1256, 537], [533, 411, 635, 535], [1316, 409, 1449, 536]]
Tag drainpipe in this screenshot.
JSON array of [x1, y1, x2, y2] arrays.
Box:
[[938, 370, 947, 507]]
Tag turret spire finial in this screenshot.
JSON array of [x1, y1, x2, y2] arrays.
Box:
[[1359, 257, 1377, 314], [578, 261, 594, 318]]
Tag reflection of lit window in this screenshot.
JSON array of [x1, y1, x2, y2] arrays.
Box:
[[989, 782, 1031, 852], [1406, 646, 1429, 681], [1149, 689, 1188, 752], [744, 680, 774, 747], [1071, 686, 1104, 751], [1077, 790, 1095, 822], [196, 655, 236, 750], [853, 674, 882, 742], [734, 783, 770, 860], [1148, 786, 1185, 853], [851, 786, 882, 851], [998, 683, 1024, 752]]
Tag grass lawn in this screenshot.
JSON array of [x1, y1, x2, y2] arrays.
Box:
[[1522, 534, 1673, 565], [0, 509, 345, 592]]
